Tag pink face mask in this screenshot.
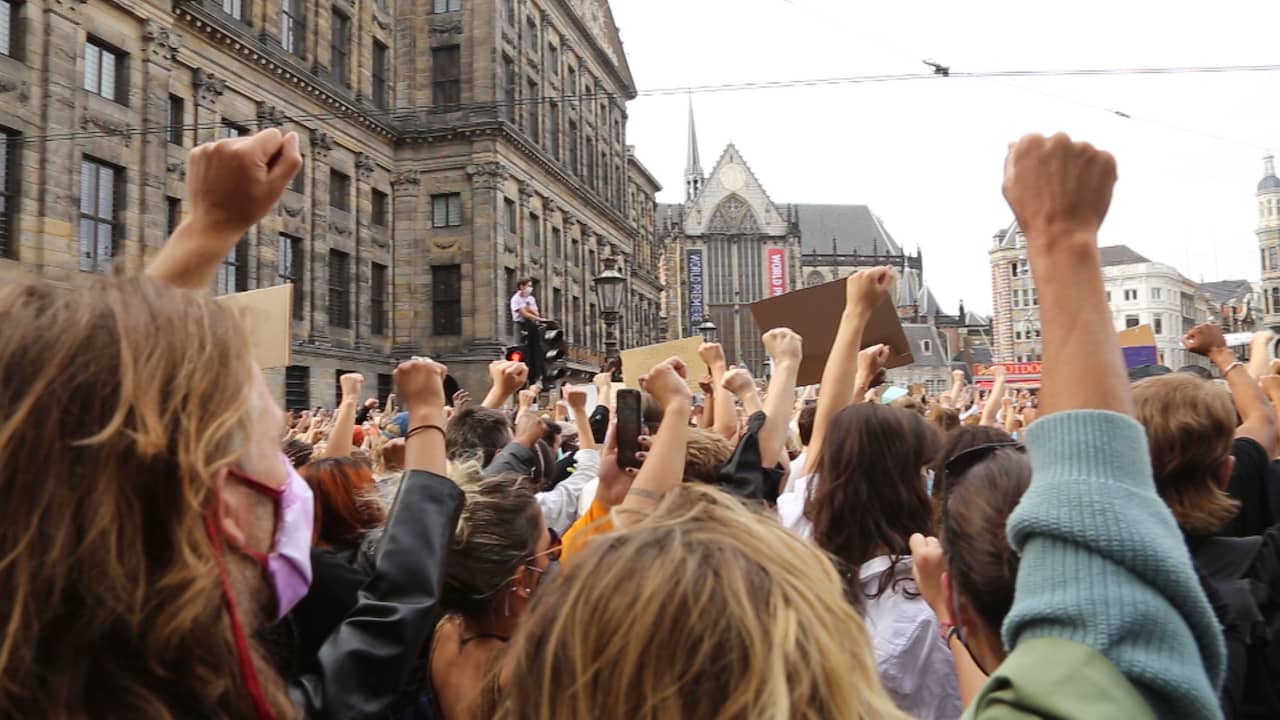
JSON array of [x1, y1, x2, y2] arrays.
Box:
[[225, 454, 315, 620]]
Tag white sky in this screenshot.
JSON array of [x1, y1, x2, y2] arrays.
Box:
[[610, 0, 1280, 315]]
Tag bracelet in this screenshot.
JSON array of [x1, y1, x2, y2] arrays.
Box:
[[626, 487, 664, 503], [1221, 361, 1246, 377], [405, 424, 446, 441], [938, 621, 960, 644]]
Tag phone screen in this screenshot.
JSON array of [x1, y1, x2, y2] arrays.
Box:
[[616, 389, 643, 470]]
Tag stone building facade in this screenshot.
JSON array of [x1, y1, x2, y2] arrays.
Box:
[[0, 0, 660, 408], [1257, 155, 1280, 327]]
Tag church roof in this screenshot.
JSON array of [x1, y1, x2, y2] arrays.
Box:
[[790, 204, 904, 256], [896, 268, 922, 307], [1198, 279, 1255, 305], [1260, 176, 1280, 192], [902, 325, 949, 368], [1098, 245, 1152, 267]]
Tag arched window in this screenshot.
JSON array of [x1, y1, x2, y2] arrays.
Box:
[[805, 270, 826, 287], [707, 194, 760, 234]]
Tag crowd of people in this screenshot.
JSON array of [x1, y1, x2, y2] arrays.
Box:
[[1, 126, 1277, 720]]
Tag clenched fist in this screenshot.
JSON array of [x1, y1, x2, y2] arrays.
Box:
[[846, 267, 894, 314], [762, 327, 803, 367], [489, 359, 529, 397], [1003, 133, 1116, 255], [564, 385, 589, 410], [393, 357, 448, 412], [188, 128, 303, 240], [698, 342, 727, 370], [641, 356, 692, 411], [339, 372, 365, 400], [721, 367, 756, 397]]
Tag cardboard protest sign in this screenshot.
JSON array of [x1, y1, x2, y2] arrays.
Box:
[[216, 284, 293, 369], [620, 337, 706, 391], [1117, 324, 1158, 369], [749, 277, 913, 386]]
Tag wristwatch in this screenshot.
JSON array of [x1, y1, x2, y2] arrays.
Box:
[[938, 620, 960, 644]]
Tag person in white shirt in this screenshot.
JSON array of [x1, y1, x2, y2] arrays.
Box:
[[510, 278, 545, 382]]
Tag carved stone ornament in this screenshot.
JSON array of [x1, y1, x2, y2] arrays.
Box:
[[257, 102, 286, 129], [563, 212, 579, 229], [428, 18, 463, 36], [374, 14, 393, 32], [193, 69, 226, 106], [543, 197, 560, 216], [355, 153, 377, 181], [166, 160, 186, 181], [310, 131, 335, 160], [143, 20, 182, 62], [467, 162, 508, 191], [372, 231, 389, 249], [0, 79, 30, 103], [80, 113, 133, 146], [330, 221, 352, 237], [391, 171, 422, 194], [432, 235, 459, 250], [51, 0, 87, 16], [518, 181, 535, 207], [282, 201, 305, 218]]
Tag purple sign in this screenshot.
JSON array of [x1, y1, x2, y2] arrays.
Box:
[[1122, 346, 1159, 369]]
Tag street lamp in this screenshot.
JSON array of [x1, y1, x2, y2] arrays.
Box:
[[593, 255, 626, 376], [698, 319, 718, 343]]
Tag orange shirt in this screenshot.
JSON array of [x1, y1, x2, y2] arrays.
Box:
[[559, 497, 614, 563]]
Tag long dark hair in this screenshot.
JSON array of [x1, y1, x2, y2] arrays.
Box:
[[807, 403, 940, 604]]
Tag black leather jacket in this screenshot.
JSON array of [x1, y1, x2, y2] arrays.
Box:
[[289, 469, 463, 719]]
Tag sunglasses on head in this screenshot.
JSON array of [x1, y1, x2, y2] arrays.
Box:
[[942, 442, 1025, 487]]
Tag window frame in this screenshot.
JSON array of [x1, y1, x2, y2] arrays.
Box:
[[281, 0, 303, 55], [167, 95, 185, 146], [221, 0, 245, 21], [78, 157, 123, 274], [0, 0, 18, 60], [83, 38, 126, 104], [330, 7, 351, 88], [329, 169, 351, 212], [371, 261, 388, 336], [278, 232, 305, 320], [0, 127, 18, 259], [432, 264, 463, 335], [371, 188, 389, 228], [372, 40, 389, 109], [214, 235, 249, 296], [285, 365, 311, 411], [431, 44, 462, 109], [165, 196, 181, 237], [328, 249, 352, 329], [432, 193, 463, 228], [431, 0, 462, 12]]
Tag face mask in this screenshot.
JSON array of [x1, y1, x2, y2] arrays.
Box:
[[521, 287, 532, 297], [263, 455, 315, 620]]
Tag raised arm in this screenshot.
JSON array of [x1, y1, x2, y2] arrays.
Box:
[[620, 357, 693, 510], [564, 385, 597, 452], [804, 267, 894, 475], [147, 129, 302, 289], [315, 373, 364, 459], [700, 343, 737, 441], [1247, 330, 1274, 380], [979, 366, 1007, 426], [481, 360, 529, 409], [759, 328, 803, 470], [1185, 323, 1280, 457], [696, 375, 716, 429], [997, 132, 1223, 718], [852, 344, 890, 405]]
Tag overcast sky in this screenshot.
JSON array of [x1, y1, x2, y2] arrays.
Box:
[[610, 0, 1280, 315]]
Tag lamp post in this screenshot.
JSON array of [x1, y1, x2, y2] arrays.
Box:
[[698, 319, 718, 343], [593, 255, 626, 377]]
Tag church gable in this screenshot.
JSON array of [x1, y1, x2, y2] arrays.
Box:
[[684, 144, 790, 237]]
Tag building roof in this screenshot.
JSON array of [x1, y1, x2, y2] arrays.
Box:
[[1260, 155, 1279, 193], [902, 325, 949, 368], [1098, 245, 1152, 267], [788, 204, 904, 256], [1198, 279, 1256, 305]]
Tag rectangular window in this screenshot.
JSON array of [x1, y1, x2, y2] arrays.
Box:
[[503, 197, 517, 234], [1150, 287, 1162, 300], [220, 121, 249, 139], [1125, 315, 1140, 329], [527, 79, 539, 140], [501, 0, 514, 25], [84, 39, 124, 103], [585, 142, 596, 186], [527, 213, 540, 247], [1153, 316, 1164, 335], [1269, 247, 1279, 271], [432, 193, 462, 227], [548, 43, 559, 73], [1273, 288, 1280, 315], [377, 373, 393, 403], [432, 264, 462, 335], [568, 65, 577, 97], [221, 0, 244, 20], [567, 119, 579, 173], [371, 262, 388, 335], [166, 196, 181, 237], [281, 0, 302, 54], [432, 45, 461, 108], [1124, 289, 1137, 302], [0, 1, 15, 59], [553, 227, 562, 261], [371, 189, 388, 227], [548, 102, 560, 159], [525, 15, 538, 53], [432, 0, 462, 12], [329, 169, 350, 211], [78, 158, 122, 273], [0, 128, 18, 259], [167, 95, 184, 145], [331, 9, 350, 87], [372, 40, 389, 109], [278, 233, 304, 320], [501, 55, 516, 121], [214, 236, 249, 296], [285, 365, 311, 411], [328, 249, 351, 328]]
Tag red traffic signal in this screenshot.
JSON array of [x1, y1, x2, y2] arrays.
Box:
[[505, 346, 525, 363]]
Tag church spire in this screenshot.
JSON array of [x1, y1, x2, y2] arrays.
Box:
[[685, 97, 704, 203]]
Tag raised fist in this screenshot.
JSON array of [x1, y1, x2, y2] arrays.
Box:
[[1002, 132, 1116, 252], [846, 267, 894, 312], [721, 367, 756, 397], [393, 357, 448, 412], [762, 327, 803, 367]]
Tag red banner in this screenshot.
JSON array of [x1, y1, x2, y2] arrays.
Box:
[[973, 362, 1042, 389], [766, 247, 786, 297]]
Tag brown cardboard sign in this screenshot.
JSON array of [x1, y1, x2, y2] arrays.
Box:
[[619, 336, 707, 391], [750, 276, 913, 386], [215, 284, 293, 369]]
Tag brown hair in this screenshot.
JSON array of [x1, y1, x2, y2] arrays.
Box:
[[683, 428, 734, 485], [1133, 374, 1240, 536], [942, 448, 1031, 634], [797, 404, 817, 446], [499, 485, 911, 720], [808, 404, 940, 602], [0, 278, 293, 718], [927, 406, 960, 434], [301, 457, 386, 548]]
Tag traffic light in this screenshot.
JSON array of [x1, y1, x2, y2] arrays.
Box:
[[505, 346, 526, 363], [542, 325, 568, 384]]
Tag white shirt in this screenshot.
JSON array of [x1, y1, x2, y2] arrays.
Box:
[[535, 448, 598, 534], [776, 473, 814, 539], [785, 451, 809, 494], [510, 291, 538, 322], [858, 556, 962, 720]]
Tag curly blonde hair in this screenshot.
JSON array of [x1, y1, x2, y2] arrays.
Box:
[[498, 485, 910, 720]]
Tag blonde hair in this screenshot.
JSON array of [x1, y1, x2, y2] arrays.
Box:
[[1133, 374, 1240, 536], [498, 485, 910, 720], [683, 427, 734, 485], [0, 278, 294, 718]]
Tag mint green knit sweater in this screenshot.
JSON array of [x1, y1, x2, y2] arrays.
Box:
[[1004, 411, 1226, 719]]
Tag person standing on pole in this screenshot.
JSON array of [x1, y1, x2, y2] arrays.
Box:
[[511, 278, 546, 384]]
